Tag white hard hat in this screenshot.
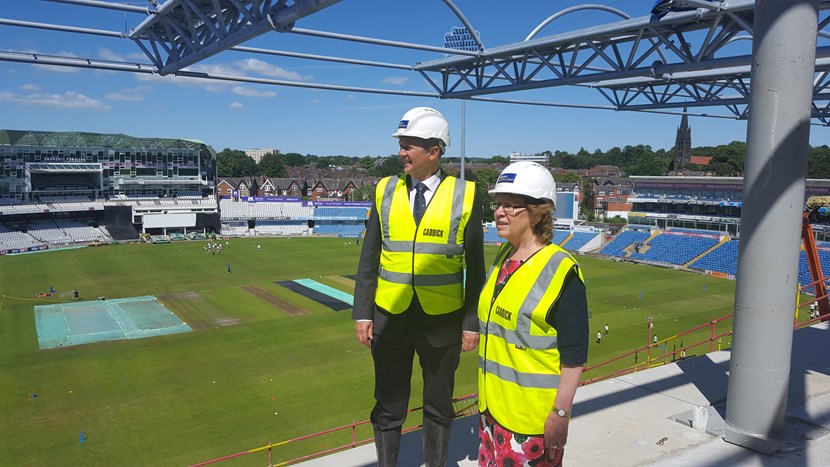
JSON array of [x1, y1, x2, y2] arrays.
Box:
[[489, 161, 557, 204], [392, 107, 450, 147]]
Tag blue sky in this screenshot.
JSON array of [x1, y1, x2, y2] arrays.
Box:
[[1, 1, 828, 158]]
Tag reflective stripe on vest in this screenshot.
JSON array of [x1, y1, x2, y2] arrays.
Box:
[[477, 357, 561, 389], [374, 175, 474, 315]]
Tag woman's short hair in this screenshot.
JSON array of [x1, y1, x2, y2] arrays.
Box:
[[526, 198, 556, 244]]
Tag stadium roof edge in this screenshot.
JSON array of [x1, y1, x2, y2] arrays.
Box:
[[0, 129, 215, 152], [629, 175, 830, 186]]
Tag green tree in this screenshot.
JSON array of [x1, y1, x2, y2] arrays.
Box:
[[349, 184, 375, 202], [282, 152, 305, 167], [471, 167, 500, 222], [258, 153, 286, 178], [619, 145, 670, 176], [708, 141, 746, 176], [359, 156, 375, 171], [555, 173, 581, 184], [808, 146, 830, 179], [560, 154, 579, 169], [489, 155, 510, 164], [581, 177, 596, 220], [216, 149, 257, 177], [370, 156, 403, 177], [605, 215, 628, 224]]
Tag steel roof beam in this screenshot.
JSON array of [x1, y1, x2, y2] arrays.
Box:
[[411, 0, 830, 119], [129, 0, 345, 75], [46, 0, 155, 15], [416, 6, 762, 97]]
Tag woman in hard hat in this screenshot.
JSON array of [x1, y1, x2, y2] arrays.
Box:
[[477, 161, 588, 466]]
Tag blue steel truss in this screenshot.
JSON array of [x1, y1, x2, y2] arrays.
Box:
[[2, 0, 830, 123]]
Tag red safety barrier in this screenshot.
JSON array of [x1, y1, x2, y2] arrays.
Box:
[[194, 291, 826, 467]]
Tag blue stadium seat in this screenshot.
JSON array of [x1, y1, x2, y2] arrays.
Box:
[[599, 230, 650, 257], [628, 232, 719, 265], [562, 232, 598, 251]]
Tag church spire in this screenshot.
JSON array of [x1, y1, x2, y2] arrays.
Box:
[[673, 109, 692, 172]]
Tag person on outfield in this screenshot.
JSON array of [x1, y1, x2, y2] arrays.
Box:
[[352, 106, 485, 466], [477, 161, 589, 467]]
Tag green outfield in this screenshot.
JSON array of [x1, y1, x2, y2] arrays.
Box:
[[0, 238, 807, 465]]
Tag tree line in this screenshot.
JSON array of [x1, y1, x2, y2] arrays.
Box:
[[218, 143, 830, 180], [216, 143, 830, 222], [216, 149, 403, 179]]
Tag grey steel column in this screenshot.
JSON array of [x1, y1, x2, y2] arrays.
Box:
[[724, 0, 818, 454]]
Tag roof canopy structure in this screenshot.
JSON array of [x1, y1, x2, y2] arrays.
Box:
[[0, 129, 210, 150], [1, 0, 829, 123]]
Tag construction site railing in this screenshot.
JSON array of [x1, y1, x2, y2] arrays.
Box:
[[193, 277, 830, 466], [189, 394, 478, 467], [580, 314, 734, 385]]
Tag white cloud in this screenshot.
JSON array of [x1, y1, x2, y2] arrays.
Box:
[[346, 94, 357, 101], [21, 84, 40, 91], [137, 71, 221, 90], [105, 86, 151, 102], [98, 48, 125, 62], [0, 91, 110, 110], [98, 49, 150, 64], [231, 86, 276, 98], [311, 99, 320, 105], [203, 84, 227, 93], [237, 58, 306, 81], [381, 76, 409, 85], [190, 63, 240, 75], [228, 101, 245, 109], [138, 63, 248, 91], [105, 92, 143, 102], [136, 59, 307, 93]]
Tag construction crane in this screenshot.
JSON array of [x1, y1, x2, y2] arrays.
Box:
[[803, 196, 830, 319]]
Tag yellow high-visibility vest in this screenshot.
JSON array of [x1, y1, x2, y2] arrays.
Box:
[[478, 242, 584, 435], [374, 174, 476, 315]]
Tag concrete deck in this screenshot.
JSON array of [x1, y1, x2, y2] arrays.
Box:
[[297, 321, 830, 466]]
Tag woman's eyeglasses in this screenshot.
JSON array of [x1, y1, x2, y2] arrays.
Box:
[[491, 202, 528, 214]]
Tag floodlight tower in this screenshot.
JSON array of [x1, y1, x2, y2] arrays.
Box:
[[444, 27, 481, 180]]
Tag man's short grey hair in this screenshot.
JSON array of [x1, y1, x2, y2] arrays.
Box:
[[424, 137, 446, 156]]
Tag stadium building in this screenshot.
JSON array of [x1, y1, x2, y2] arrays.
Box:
[[217, 175, 371, 238], [0, 129, 219, 253], [508, 151, 547, 164], [628, 176, 830, 235], [244, 148, 279, 164]]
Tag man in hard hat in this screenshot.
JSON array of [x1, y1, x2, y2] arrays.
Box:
[[353, 106, 485, 466]]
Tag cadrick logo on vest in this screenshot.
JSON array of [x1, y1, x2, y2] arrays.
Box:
[[494, 305, 513, 321], [422, 228, 445, 238]]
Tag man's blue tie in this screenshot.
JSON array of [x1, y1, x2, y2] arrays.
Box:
[[413, 182, 428, 224]]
